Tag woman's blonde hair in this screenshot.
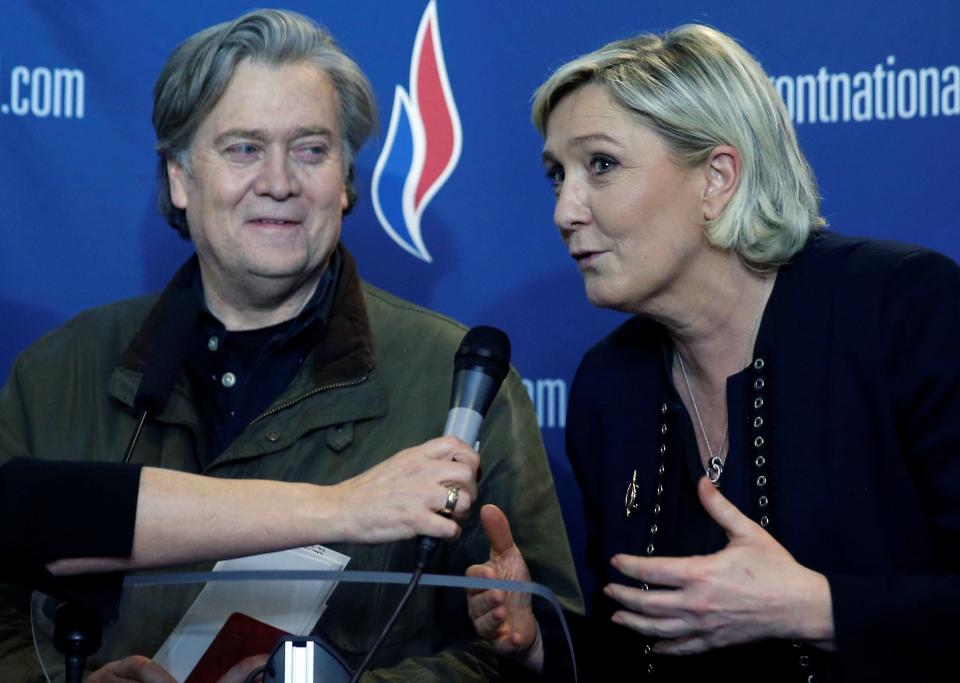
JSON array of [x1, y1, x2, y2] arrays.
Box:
[[532, 24, 825, 269]]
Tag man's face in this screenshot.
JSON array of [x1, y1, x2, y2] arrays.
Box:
[[168, 60, 348, 310]]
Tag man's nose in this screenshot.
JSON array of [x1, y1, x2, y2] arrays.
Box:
[[254, 149, 301, 199]]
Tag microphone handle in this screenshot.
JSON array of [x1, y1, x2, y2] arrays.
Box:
[[442, 407, 482, 448], [415, 406, 484, 569]]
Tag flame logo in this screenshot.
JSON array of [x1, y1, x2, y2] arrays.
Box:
[[371, 0, 462, 263]]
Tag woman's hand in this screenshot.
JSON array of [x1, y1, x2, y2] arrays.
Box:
[[333, 436, 480, 543], [466, 504, 544, 672], [605, 476, 835, 655]]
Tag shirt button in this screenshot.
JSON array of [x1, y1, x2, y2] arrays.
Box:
[[207, 336, 219, 351], [221, 372, 237, 388]]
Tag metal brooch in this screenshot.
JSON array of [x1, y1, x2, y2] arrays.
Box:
[[624, 469, 639, 517]]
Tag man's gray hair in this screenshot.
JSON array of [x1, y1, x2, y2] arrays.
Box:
[[153, 9, 377, 238], [532, 24, 825, 270]]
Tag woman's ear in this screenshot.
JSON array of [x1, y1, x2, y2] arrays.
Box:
[[702, 145, 741, 221]]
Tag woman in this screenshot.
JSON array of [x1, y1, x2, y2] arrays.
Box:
[[467, 24, 960, 681]]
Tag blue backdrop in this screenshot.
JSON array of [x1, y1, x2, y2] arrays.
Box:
[[2, 0, 958, 584]]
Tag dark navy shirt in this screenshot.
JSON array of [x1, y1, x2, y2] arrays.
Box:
[[184, 249, 342, 465]]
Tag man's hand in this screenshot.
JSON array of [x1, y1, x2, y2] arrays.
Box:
[[333, 436, 480, 543], [86, 656, 175, 683], [466, 504, 543, 672], [604, 476, 835, 655], [88, 654, 269, 682]]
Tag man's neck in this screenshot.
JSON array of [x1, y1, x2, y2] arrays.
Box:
[[200, 269, 325, 331]]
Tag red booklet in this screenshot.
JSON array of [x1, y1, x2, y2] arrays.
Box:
[[184, 612, 288, 683]]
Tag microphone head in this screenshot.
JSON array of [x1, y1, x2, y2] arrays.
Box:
[[454, 326, 511, 384]]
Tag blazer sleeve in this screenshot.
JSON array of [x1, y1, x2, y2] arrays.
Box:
[[0, 458, 142, 586], [826, 248, 960, 680]]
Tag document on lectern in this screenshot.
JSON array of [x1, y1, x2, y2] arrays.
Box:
[[152, 545, 350, 681]]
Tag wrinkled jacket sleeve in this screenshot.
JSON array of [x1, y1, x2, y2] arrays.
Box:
[[826, 249, 960, 680]]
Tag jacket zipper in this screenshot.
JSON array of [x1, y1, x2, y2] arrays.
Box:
[[247, 374, 369, 427]]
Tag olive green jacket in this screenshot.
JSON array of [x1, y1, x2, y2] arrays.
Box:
[[0, 248, 582, 682]]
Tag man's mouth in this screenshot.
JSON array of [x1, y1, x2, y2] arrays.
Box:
[[250, 218, 301, 226]]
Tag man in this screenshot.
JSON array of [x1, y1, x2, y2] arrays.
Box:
[[0, 9, 581, 682]]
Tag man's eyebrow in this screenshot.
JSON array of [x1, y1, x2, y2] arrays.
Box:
[[213, 127, 334, 146], [290, 126, 333, 140], [541, 132, 623, 163], [214, 129, 268, 146]]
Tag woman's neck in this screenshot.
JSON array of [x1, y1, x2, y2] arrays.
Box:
[[657, 250, 775, 393]]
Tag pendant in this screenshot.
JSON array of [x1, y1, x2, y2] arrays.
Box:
[[624, 469, 639, 517], [706, 456, 724, 484]]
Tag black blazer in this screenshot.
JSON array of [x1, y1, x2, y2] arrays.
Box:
[[0, 458, 140, 598], [566, 232, 960, 681]]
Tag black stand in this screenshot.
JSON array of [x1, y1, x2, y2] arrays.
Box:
[[53, 601, 103, 683]]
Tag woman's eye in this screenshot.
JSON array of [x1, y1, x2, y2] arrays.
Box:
[[590, 155, 617, 174], [545, 164, 564, 187]]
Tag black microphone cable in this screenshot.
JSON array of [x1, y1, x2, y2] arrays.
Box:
[[123, 290, 200, 463], [347, 326, 511, 683]]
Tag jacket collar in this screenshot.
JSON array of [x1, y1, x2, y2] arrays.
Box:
[[116, 244, 376, 405]]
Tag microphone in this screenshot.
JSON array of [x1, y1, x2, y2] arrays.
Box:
[[415, 325, 511, 568], [350, 328, 512, 682], [443, 325, 512, 448], [124, 290, 200, 464]]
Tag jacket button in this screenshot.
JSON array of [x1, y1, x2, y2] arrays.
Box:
[[221, 372, 237, 388], [207, 336, 219, 351], [266, 431, 281, 442]]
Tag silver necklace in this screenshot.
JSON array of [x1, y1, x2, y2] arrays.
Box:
[[676, 282, 769, 483]]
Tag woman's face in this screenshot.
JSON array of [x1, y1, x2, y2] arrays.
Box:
[[542, 83, 709, 314]]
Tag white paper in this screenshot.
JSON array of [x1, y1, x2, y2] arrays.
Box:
[[152, 545, 350, 681]]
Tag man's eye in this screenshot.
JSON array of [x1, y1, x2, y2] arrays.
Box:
[[295, 145, 329, 163], [225, 143, 259, 158]]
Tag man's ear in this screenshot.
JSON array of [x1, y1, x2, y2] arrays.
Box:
[[167, 157, 189, 210], [702, 145, 741, 221]]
